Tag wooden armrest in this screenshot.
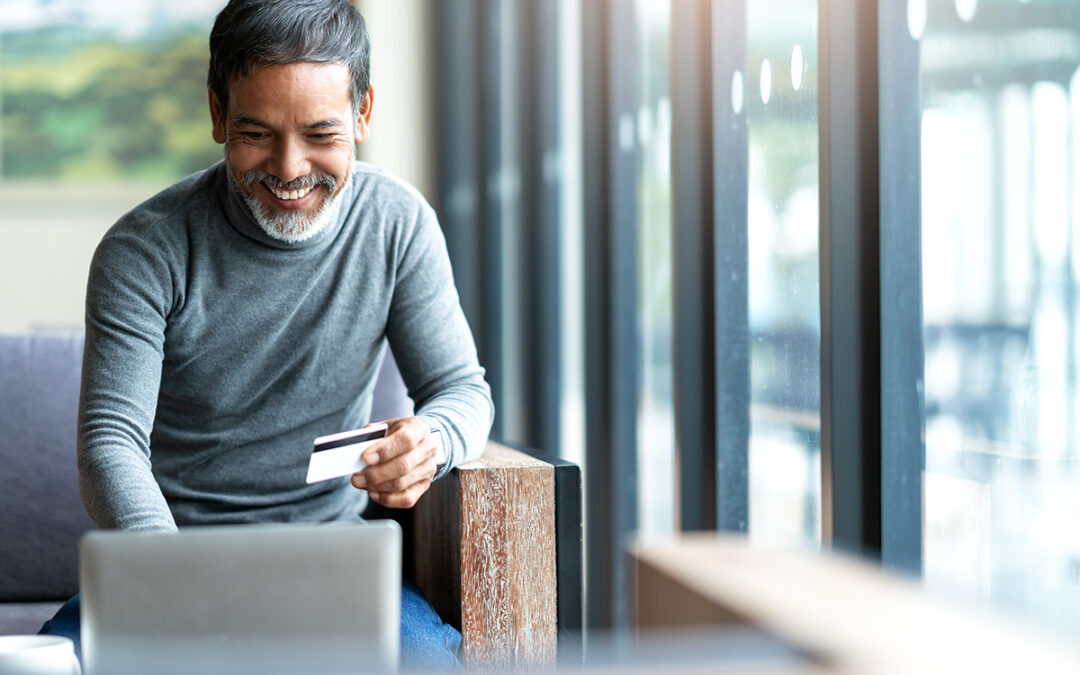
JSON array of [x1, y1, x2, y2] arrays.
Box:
[[413, 440, 558, 669]]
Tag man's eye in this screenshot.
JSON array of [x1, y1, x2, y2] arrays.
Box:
[[240, 131, 267, 140], [309, 133, 334, 141]]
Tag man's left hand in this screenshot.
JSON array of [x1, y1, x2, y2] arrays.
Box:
[[350, 417, 438, 509]]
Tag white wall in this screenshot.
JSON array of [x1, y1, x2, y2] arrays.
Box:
[[0, 183, 167, 333], [354, 0, 434, 201]]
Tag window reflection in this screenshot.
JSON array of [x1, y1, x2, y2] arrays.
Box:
[[746, 0, 820, 546], [920, 0, 1080, 633]]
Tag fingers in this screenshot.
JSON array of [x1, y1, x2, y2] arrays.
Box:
[[350, 417, 438, 508], [359, 418, 422, 467], [354, 446, 436, 494], [366, 477, 433, 509], [354, 425, 436, 487]]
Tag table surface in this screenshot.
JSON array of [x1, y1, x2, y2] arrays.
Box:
[[631, 533, 1080, 674]]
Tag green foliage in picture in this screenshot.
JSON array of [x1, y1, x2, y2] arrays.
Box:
[[1, 30, 222, 181]]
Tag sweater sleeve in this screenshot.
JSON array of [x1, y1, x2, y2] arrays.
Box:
[[384, 205, 494, 477], [78, 229, 179, 532]]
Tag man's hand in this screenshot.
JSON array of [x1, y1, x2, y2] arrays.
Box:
[[350, 417, 438, 508]]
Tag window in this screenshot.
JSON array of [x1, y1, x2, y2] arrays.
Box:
[[918, 0, 1080, 633], [427, 0, 1080, 640], [746, 0, 821, 546]]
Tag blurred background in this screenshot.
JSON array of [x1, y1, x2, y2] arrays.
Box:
[[4, 0, 1080, 646]]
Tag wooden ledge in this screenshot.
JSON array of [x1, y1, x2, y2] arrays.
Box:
[[457, 442, 554, 471], [414, 441, 558, 669]]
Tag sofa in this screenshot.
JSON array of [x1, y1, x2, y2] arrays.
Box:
[[0, 333, 91, 635], [0, 332, 581, 669]]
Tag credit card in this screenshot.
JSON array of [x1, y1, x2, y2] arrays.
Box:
[[305, 423, 388, 484], [305, 424, 446, 484]]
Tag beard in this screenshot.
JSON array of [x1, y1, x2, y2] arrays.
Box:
[[227, 167, 346, 244]]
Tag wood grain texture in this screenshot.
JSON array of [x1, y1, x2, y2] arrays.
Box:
[[414, 441, 558, 670]]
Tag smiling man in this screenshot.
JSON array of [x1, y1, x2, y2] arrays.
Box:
[[38, 0, 493, 669]]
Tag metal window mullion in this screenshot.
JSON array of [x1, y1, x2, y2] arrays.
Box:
[[878, 0, 925, 573], [605, 0, 640, 632], [582, 0, 610, 631], [818, 0, 883, 555], [671, 0, 718, 531], [517, 0, 563, 456], [711, 0, 750, 533], [582, 0, 639, 631], [479, 0, 507, 440], [536, 0, 563, 459], [434, 0, 482, 340], [513, 0, 539, 447]]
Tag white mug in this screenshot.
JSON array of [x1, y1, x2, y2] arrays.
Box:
[[0, 635, 81, 675]]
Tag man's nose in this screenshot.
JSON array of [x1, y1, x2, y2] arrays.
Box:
[[269, 136, 311, 183]]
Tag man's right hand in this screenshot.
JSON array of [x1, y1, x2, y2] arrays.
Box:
[[350, 418, 439, 509]]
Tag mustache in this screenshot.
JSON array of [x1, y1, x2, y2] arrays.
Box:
[[241, 170, 336, 192]]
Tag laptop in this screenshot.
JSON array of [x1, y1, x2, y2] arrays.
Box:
[[79, 520, 401, 675]]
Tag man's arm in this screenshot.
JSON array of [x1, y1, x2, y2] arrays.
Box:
[[355, 203, 494, 509], [78, 230, 178, 532]]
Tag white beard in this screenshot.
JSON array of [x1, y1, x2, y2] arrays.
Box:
[[227, 169, 346, 244], [243, 186, 343, 244]]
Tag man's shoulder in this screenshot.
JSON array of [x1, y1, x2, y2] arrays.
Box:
[[348, 161, 433, 215], [87, 167, 222, 299]]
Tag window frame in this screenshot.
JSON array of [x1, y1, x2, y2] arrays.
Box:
[[581, 0, 642, 632], [877, 0, 925, 574]]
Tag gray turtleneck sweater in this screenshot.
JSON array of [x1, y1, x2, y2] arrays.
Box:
[[78, 160, 493, 532]]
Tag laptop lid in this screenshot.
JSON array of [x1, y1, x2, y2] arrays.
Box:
[[79, 520, 400, 675]]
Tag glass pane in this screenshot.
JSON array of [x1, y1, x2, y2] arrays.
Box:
[[558, 0, 587, 470], [635, 0, 675, 535], [746, 1, 820, 546], [919, 0, 1080, 633]]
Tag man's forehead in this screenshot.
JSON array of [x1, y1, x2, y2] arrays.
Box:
[[223, 61, 354, 115], [229, 60, 352, 87]]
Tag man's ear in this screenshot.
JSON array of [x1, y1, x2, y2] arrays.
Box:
[[208, 88, 226, 144], [354, 87, 374, 144]]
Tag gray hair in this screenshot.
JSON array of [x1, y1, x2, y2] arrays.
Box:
[[208, 0, 371, 115]]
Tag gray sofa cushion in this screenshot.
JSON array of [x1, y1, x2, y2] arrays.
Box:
[[0, 603, 64, 636], [370, 347, 413, 423], [0, 333, 92, 602]]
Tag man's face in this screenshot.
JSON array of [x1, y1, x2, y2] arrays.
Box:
[[209, 62, 373, 242]]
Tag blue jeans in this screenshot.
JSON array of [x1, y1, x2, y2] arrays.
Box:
[[40, 579, 461, 671]]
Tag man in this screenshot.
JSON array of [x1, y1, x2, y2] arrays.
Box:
[[40, 0, 493, 669]]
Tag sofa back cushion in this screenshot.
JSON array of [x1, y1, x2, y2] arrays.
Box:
[[0, 333, 412, 603], [0, 333, 92, 602]]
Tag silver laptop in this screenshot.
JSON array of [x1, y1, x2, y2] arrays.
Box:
[[79, 521, 401, 675]]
